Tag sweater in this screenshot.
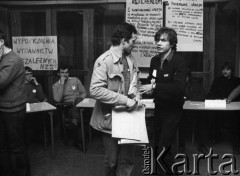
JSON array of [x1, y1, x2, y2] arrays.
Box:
[[0, 51, 26, 112], [52, 77, 87, 103], [25, 82, 46, 103]]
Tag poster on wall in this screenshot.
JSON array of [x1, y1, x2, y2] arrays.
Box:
[[126, 0, 163, 68], [165, 0, 203, 51], [12, 36, 58, 70]]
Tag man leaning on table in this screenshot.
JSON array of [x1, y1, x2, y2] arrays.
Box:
[[52, 65, 87, 151], [24, 66, 47, 103], [24, 66, 48, 144], [90, 22, 142, 176], [207, 61, 240, 155], [0, 29, 30, 176]]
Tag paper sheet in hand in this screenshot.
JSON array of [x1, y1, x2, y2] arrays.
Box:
[[112, 106, 149, 144]]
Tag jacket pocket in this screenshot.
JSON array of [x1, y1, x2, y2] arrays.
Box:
[[99, 113, 112, 130], [107, 73, 122, 92]]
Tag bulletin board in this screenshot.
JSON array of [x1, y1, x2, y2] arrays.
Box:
[[166, 0, 203, 52], [126, 0, 203, 68], [12, 36, 58, 70], [126, 0, 163, 68]]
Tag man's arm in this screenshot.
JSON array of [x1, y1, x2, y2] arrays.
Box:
[[76, 78, 87, 100], [0, 57, 21, 90], [73, 78, 88, 105], [228, 85, 240, 102], [52, 81, 64, 102], [36, 84, 47, 102]]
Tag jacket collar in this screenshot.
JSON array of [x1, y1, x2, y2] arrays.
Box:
[[110, 46, 122, 64]]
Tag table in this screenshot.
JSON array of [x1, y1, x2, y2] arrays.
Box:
[[76, 98, 96, 153], [26, 102, 56, 159], [76, 98, 156, 152], [183, 100, 240, 111], [183, 100, 240, 144]]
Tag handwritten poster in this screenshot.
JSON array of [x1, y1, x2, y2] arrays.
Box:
[[166, 0, 203, 51], [12, 36, 58, 70], [126, 0, 163, 67]]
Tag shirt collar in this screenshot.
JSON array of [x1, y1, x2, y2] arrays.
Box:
[[158, 50, 174, 63], [58, 77, 71, 84]]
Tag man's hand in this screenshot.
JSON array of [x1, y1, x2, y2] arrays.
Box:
[[126, 98, 137, 111], [224, 98, 232, 104], [31, 77, 38, 85], [139, 84, 153, 95]]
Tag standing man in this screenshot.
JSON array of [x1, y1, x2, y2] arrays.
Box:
[[139, 27, 187, 175], [90, 22, 142, 176], [52, 65, 87, 150], [0, 30, 30, 176]]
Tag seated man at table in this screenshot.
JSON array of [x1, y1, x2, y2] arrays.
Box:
[[207, 61, 240, 155], [52, 65, 87, 151], [24, 66, 48, 144], [25, 66, 47, 103]]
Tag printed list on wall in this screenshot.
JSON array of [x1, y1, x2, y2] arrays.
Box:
[[12, 36, 58, 70], [166, 0, 203, 51], [126, 0, 163, 68]]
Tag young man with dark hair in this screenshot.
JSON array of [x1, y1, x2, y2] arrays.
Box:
[[52, 65, 87, 150], [0, 29, 30, 176], [90, 22, 142, 176], [24, 66, 47, 103], [140, 27, 188, 175]]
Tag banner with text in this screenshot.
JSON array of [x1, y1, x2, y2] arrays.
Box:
[[166, 0, 203, 51], [126, 0, 163, 67], [12, 36, 58, 70]]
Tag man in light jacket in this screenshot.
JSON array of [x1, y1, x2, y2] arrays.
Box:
[[90, 22, 142, 176]]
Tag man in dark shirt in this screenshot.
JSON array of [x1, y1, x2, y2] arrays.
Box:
[[24, 66, 47, 103], [140, 27, 187, 175]]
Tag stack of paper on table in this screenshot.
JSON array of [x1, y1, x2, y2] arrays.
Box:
[[112, 106, 149, 144], [205, 99, 226, 109]]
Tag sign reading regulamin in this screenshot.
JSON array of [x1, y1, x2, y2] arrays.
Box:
[[126, 0, 163, 67], [12, 36, 58, 70], [166, 0, 203, 51]]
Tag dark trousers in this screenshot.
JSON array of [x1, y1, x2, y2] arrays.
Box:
[[154, 107, 182, 176], [63, 105, 82, 143], [211, 111, 239, 147], [102, 133, 135, 176], [0, 109, 30, 176], [64, 105, 80, 121]]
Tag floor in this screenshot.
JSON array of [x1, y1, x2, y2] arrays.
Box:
[[27, 125, 240, 176]]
